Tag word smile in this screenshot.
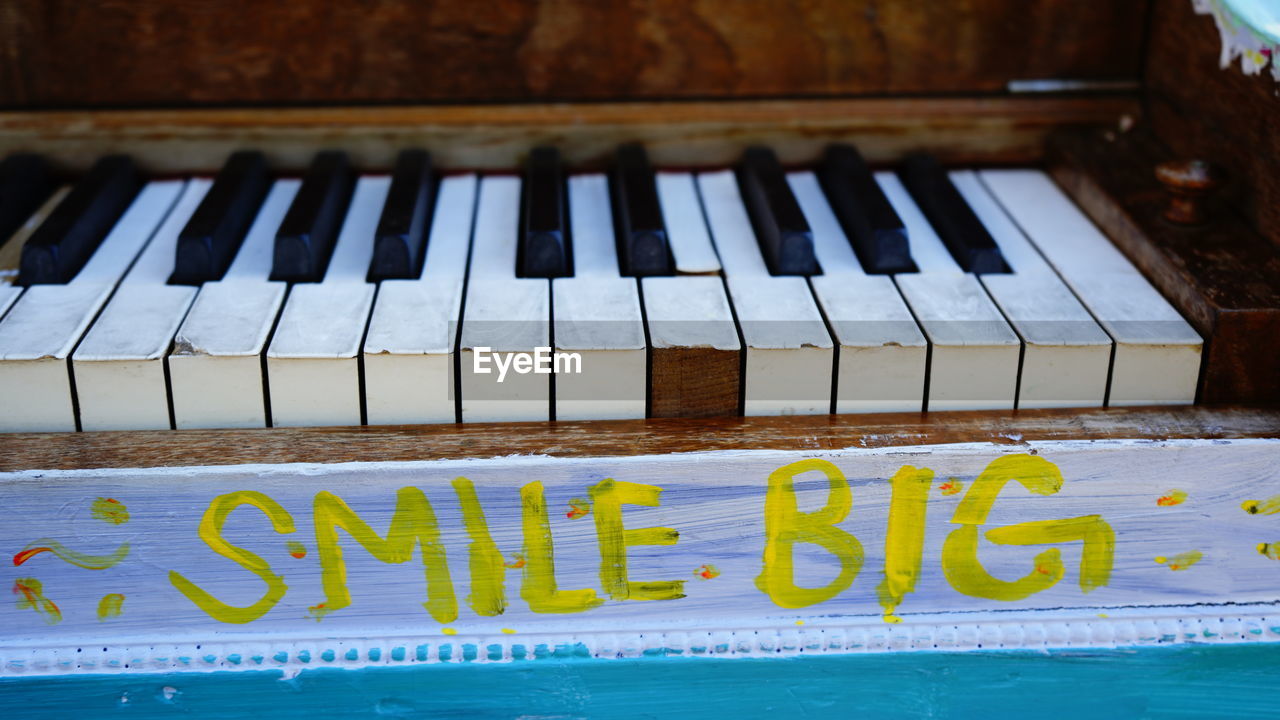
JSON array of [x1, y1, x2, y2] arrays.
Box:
[[472, 347, 582, 382]]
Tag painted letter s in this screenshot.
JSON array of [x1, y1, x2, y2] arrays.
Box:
[[169, 491, 296, 624]]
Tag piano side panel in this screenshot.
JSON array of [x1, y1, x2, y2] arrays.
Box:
[[1145, 0, 1280, 248], [0, 1, 1148, 108]]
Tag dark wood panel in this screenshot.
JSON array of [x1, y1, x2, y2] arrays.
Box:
[[1048, 128, 1280, 404], [1144, 0, 1280, 245], [1, 406, 1276, 471], [0, 0, 1149, 108], [0, 96, 1141, 174]]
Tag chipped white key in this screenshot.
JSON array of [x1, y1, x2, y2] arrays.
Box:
[[169, 180, 296, 429], [699, 170, 832, 415], [789, 171, 927, 413], [363, 174, 475, 425], [551, 174, 645, 420], [73, 180, 211, 431], [460, 176, 550, 422], [266, 176, 384, 427], [980, 170, 1202, 405], [0, 181, 183, 432], [880, 172, 1021, 411], [950, 170, 1112, 408]]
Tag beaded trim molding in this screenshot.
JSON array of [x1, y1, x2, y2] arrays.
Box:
[[3, 605, 1279, 677]]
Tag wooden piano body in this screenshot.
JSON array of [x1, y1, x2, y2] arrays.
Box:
[[1, 1, 1279, 716]]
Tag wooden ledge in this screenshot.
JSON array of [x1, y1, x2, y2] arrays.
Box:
[[0, 96, 1139, 173], [1, 405, 1276, 472]]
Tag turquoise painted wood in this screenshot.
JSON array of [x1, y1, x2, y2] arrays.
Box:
[[2, 645, 1277, 719]]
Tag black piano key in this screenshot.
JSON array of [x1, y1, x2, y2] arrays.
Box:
[[169, 151, 269, 285], [898, 154, 1009, 274], [18, 155, 139, 286], [610, 144, 672, 277], [818, 144, 917, 274], [270, 151, 354, 282], [368, 149, 434, 281], [519, 146, 572, 278], [736, 146, 818, 276], [0, 154, 53, 251]]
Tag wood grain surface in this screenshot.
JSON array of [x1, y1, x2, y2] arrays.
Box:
[[1, 405, 1276, 472], [1047, 128, 1280, 404], [0, 1, 1148, 108], [1145, 0, 1280, 246], [0, 96, 1140, 174]]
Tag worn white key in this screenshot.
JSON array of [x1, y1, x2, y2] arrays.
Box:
[[656, 172, 720, 274], [951, 170, 1112, 408], [789, 171, 927, 413], [698, 170, 832, 415], [0, 186, 72, 309], [169, 180, 297, 429], [644, 175, 739, 417], [73, 180, 211, 431], [980, 169, 1202, 405], [460, 176, 550, 422], [880, 172, 1020, 411], [551, 174, 645, 420], [0, 181, 183, 432], [363, 174, 475, 425], [266, 176, 384, 427]]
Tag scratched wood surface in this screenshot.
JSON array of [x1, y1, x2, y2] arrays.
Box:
[[0, 1, 1148, 108], [1047, 128, 1280, 404], [1, 406, 1277, 472], [0, 96, 1139, 174], [1145, 0, 1280, 246]]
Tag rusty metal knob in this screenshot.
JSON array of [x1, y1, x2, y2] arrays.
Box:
[[1155, 160, 1224, 225]]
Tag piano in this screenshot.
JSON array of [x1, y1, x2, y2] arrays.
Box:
[[1, 0, 1279, 716]]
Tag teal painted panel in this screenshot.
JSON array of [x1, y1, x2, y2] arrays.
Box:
[[1, 645, 1277, 719]]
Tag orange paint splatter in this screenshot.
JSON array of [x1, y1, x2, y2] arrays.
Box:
[[1034, 564, 1052, 576], [287, 541, 307, 559], [13, 578, 61, 624], [307, 603, 334, 621], [938, 479, 964, 496], [97, 593, 125, 621], [566, 498, 590, 520], [12, 547, 49, 566], [1157, 490, 1188, 507], [1155, 550, 1204, 571], [91, 497, 130, 525], [694, 564, 720, 580], [503, 554, 526, 569]]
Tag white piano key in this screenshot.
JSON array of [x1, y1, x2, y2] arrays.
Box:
[[656, 172, 721, 274], [363, 174, 476, 425], [73, 180, 211, 431], [878, 171, 1021, 410], [460, 176, 550, 421], [267, 175, 385, 427], [979, 169, 1203, 405], [698, 170, 832, 415], [552, 174, 645, 420], [1, 185, 71, 290], [789, 171, 927, 413], [169, 180, 297, 429], [0, 180, 184, 432], [951, 170, 1111, 408]]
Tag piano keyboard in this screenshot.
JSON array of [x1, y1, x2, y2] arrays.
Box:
[[0, 146, 1204, 432]]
